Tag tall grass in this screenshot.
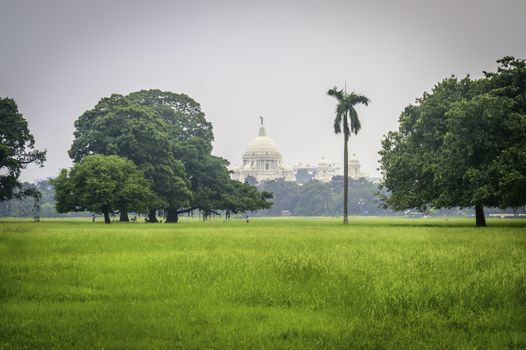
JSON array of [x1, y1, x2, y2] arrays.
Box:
[[1, 218, 525, 349]]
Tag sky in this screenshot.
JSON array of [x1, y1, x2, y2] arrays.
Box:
[[1, 0, 525, 182]]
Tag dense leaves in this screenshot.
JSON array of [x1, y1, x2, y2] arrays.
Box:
[[379, 57, 526, 226], [127, 90, 214, 147], [0, 98, 46, 201], [52, 155, 154, 223], [65, 90, 270, 221], [258, 177, 387, 216], [68, 94, 191, 218]]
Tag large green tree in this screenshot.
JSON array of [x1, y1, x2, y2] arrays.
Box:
[[0, 97, 46, 201], [68, 94, 191, 222], [127, 90, 236, 222], [52, 155, 153, 223], [69, 89, 271, 223], [379, 57, 526, 226], [127, 90, 216, 223], [327, 87, 370, 224]]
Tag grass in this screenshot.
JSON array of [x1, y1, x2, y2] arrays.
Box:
[[0, 217, 525, 349]]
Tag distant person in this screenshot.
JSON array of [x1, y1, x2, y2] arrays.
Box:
[[246, 215, 250, 223], [92, 213, 96, 223]]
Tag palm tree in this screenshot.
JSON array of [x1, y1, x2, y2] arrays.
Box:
[[327, 86, 369, 224]]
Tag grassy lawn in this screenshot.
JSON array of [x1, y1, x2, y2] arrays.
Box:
[[1, 217, 525, 349]]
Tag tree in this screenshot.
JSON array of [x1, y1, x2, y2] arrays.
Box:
[[52, 155, 154, 224], [127, 90, 234, 222], [327, 86, 370, 224], [221, 180, 273, 219], [379, 57, 526, 226], [68, 94, 191, 222], [0, 97, 46, 201], [258, 179, 301, 215], [295, 180, 336, 216]]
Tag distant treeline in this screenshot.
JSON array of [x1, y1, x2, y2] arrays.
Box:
[[1, 177, 522, 218], [255, 177, 523, 217], [0, 179, 90, 218]]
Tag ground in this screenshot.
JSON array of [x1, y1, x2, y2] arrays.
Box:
[[1, 217, 525, 349]]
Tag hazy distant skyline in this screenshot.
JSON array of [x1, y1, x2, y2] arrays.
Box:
[[1, 0, 525, 182]]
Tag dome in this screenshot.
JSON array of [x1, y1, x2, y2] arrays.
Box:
[[232, 119, 296, 183], [243, 126, 281, 156], [245, 136, 280, 154]]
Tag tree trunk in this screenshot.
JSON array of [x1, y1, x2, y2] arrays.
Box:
[[148, 209, 158, 223], [343, 133, 349, 224], [102, 207, 111, 224], [166, 208, 179, 223], [475, 204, 486, 227], [119, 206, 129, 222]]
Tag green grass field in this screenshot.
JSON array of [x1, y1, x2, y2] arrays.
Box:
[[1, 217, 525, 349]]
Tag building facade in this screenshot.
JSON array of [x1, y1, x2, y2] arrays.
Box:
[[231, 120, 295, 183]]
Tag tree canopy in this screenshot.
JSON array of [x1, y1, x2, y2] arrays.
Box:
[[52, 155, 154, 223], [127, 89, 214, 147], [68, 94, 191, 221], [66, 90, 271, 222], [0, 97, 46, 201], [379, 57, 526, 226]]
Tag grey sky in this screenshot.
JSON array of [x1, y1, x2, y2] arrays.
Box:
[[1, 0, 525, 182]]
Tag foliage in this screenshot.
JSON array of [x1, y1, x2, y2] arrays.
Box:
[[0, 179, 93, 218], [68, 94, 191, 214], [379, 57, 526, 226], [1, 218, 525, 348], [127, 89, 214, 147], [52, 155, 154, 223], [327, 86, 370, 224], [0, 97, 46, 201], [222, 180, 273, 217], [125, 89, 271, 220], [258, 178, 389, 216]]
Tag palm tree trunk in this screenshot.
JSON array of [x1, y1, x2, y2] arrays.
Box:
[[343, 133, 349, 224]]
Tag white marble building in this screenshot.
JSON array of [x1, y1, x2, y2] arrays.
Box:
[[313, 157, 334, 182], [348, 154, 367, 179], [231, 119, 295, 183]]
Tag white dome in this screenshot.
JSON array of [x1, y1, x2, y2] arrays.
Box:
[[245, 136, 280, 154], [243, 126, 282, 156], [232, 121, 295, 183]]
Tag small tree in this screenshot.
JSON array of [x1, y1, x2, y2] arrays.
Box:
[[221, 180, 273, 219], [52, 155, 154, 223]]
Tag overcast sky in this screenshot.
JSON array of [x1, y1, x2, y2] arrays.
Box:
[[1, 0, 525, 182]]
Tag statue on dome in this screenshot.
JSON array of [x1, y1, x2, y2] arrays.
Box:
[[259, 116, 263, 126]]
